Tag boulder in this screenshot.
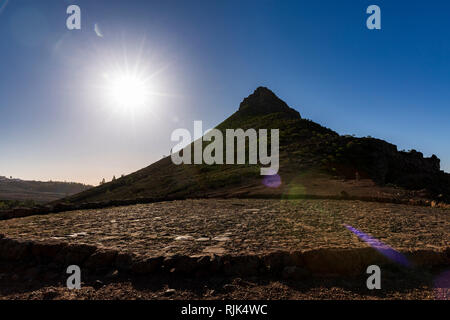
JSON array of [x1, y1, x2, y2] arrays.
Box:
[[0, 238, 32, 261], [282, 266, 310, 280], [163, 255, 197, 275], [63, 243, 97, 265], [223, 255, 261, 276], [263, 251, 292, 273], [30, 241, 68, 264], [84, 249, 118, 270], [131, 256, 163, 274], [115, 252, 134, 271]]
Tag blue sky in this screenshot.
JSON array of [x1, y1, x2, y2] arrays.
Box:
[[0, 0, 449, 185]]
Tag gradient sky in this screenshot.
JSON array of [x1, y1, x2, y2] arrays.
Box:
[[1, 0, 449, 185]]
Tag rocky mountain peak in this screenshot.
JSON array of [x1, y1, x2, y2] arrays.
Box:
[[237, 87, 301, 119]]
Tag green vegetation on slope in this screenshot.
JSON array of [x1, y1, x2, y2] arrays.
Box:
[[58, 87, 450, 206]]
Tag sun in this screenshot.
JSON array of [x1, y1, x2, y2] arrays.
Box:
[[96, 40, 173, 115], [104, 72, 149, 111]]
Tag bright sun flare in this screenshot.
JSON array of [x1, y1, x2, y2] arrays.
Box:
[[104, 73, 150, 111], [99, 44, 171, 114]]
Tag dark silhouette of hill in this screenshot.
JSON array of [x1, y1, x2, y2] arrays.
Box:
[[58, 87, 450, 207], [0, 177, 92, 203]]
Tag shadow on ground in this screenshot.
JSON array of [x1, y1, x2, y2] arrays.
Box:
[[0, 261, 446, 300]]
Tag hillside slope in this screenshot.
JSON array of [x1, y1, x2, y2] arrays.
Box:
[[60, 87, 450, 205], [0, 177, 91, 203]]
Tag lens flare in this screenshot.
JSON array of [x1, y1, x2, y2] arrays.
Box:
[[344, 224, 411, 267], [434, 270, 450, 300], [263, 174, 281, 188], [105, 73, 148, 110]]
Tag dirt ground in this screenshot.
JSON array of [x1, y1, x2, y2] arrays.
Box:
[[0, 261, 447, 300], [0, 199, 448, 300], [0, 199, 448, 257]]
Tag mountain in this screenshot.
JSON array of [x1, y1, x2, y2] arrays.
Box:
[[0, 177, 92, 204], [58, 87, 450, 207]]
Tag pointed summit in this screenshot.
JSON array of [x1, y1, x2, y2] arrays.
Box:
[[53, 87, 450, 209], [237, 87, 301, 118]]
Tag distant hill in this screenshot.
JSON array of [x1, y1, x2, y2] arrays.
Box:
[[0, 176, 92, 203], [59, 87, 450, 206]]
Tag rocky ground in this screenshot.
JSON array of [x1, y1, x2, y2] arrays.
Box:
[[0, 261, 447, 300], [0, 199, 448, 300], [0, 199, 448, 256]]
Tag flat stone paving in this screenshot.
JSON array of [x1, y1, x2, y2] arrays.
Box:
[[0, 199, 448, 257]]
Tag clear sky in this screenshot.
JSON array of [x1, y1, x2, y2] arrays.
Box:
[[1, 0, 449, 185]]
